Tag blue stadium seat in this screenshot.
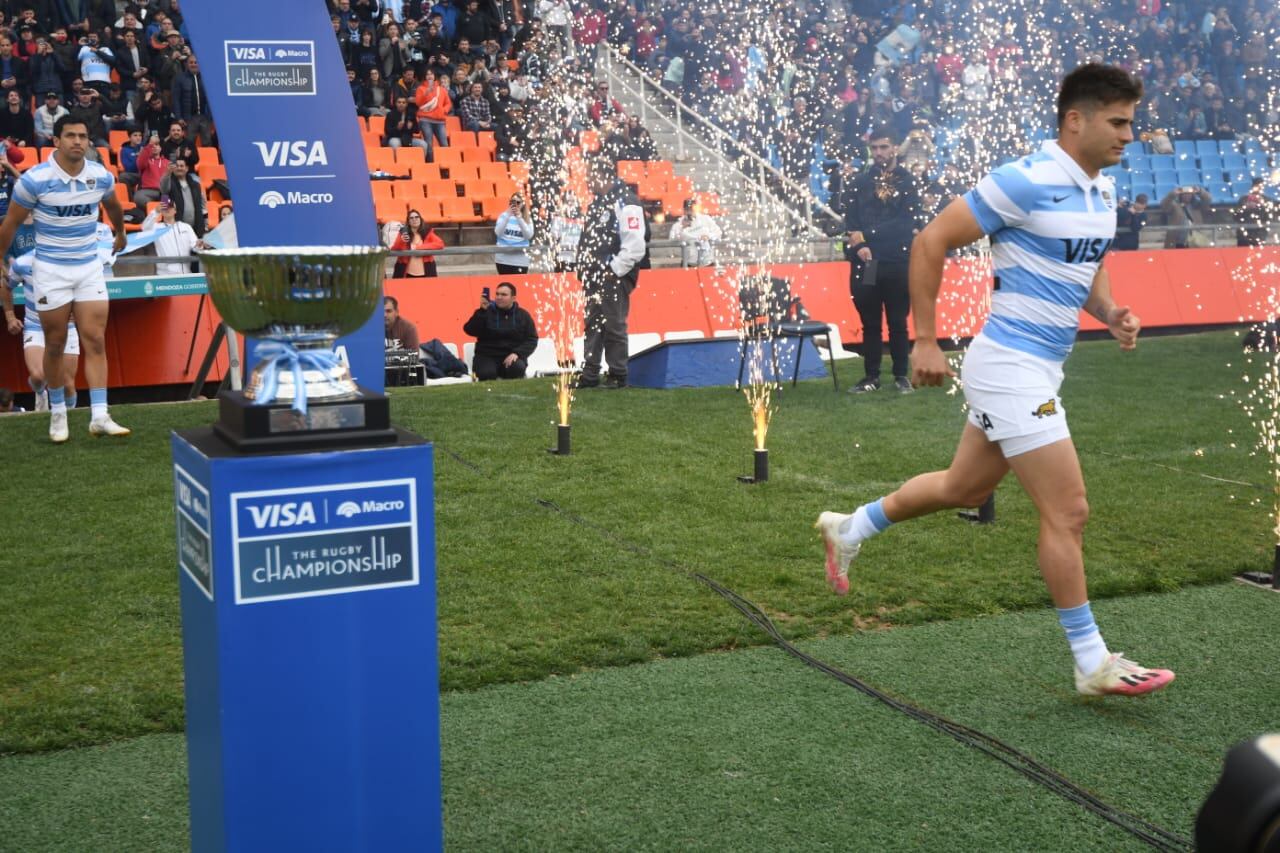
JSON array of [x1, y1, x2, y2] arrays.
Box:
[[1223, 153, 1247, 172], [1199, 153, 1223, 172], [1242, 138, 1263, 155], [1200, 169, 1225, 185], [1195, 139, 1219, 158], [1173, 151, 1197, 170], [1246, 153, 1267, 176], [1218, 140, 1242, 156], [1123, 141, 1146, 158], [1230, 178, 1252, 198], [1125, 153, 1150, 171], [1153, 182, 1178, 201], [1129, 182, 1154, 202], [1149, 154, 1175, 170], [1173, 140, 1196, 159], [1175, 168, 1199, 186], [1152, 168, 1177, 185], [1206, 183, 1234, 204]]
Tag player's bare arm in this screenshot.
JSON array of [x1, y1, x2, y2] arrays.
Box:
[[908, 197, 986, 386], [1082, 265, 1141, 350], [101, 194, 127, 254], [0, 265, 17, 335]]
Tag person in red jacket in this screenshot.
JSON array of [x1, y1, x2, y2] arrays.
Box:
[[413, 69, 452, 162], [133, 131, 170, 210], [390, 209, 446, 277]]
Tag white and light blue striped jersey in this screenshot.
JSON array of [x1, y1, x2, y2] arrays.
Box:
[[964, 140, 1116, 363], [12, 157, 115, 266], [78, 45, 114, 83]]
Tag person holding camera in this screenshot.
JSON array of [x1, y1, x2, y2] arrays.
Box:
[[67, 87, 109, 149], [76, 32, 115, 97], [493, 192, 533, 274], [390, 209, 446, 277], [133, 131, 169, 209], [1114, 193, 1148, 250], [462, 281, 538, 381]]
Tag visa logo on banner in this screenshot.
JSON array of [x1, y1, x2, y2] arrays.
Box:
[[254, 140, 328, 167], [225, 40, 316, 96], [234, 481, 416, 537]]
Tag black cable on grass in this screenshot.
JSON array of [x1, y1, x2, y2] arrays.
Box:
[[439, 447, 1193, 852]]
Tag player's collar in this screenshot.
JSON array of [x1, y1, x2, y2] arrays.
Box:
[[47, 153, 93, 186], [1041, 140, 1106, 192]]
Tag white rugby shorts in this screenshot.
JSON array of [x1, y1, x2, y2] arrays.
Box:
[[22, 316, 81, 354], [30, 258, 108, 312], [962, 334, 1071, 458]]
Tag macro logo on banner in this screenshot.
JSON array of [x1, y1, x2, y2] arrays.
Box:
[[231, 480, 419, 604], [184, 3, 383, 392]]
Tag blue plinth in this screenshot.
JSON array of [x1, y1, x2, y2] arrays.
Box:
[[627, 338, 828, 389], [172, 429, 443, 852]]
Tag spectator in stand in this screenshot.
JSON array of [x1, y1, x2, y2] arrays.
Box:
[[1160, 186, 1214, 249], [379, 22, 412, 82], [550, 199, 583, 272], [113, 28, 149, 93], [458, 81, 493, 131], [118, 128, 144, 191], [142, 196, 207, 274], [170, 53, 212, 146], [134, 130, 169, 209], [383, 93, 429, 152], [494, 192, 534, 274], [1114, 194, 1149, 251], [158, 158, 207, 237], [573, 3, 607, 66], [33, 91, 68, 148], [538, 0, 572, 53], [390, 66, 418, 103], [458, 0, 500, 48], [0, 91, 33, 146], [390, 210, 446, 277], [0, 34, 27, 102], [447, 65, 471, 106], [138, 89, 174, 140], [67, 87, 109, 148], [1234, 180, 1275, 247], [160, 120, 199, 170], [359, 67, 392, 118], [76, 31, 114, 97], [27, 36, 63, 103], [383, 295, 420, 351], [621, 115, 658, 161], [670, 197, 723, 268], [462, 281, 538, 381], [413, 68, 451, 161], [494, 102, 524, 160], [588, 80, 624, 126], [100, 82, 132, 134]]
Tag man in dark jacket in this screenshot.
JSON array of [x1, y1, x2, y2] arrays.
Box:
[[462, 281, 538, 380], [840, 125, 924, 394], [170, 53, 212, 145]]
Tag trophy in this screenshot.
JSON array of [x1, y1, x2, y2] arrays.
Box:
[[201, 245, 396, 451]]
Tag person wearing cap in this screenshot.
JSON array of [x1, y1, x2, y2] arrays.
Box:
[[34, 91, 68, 148], [100, 82, 131, 134], [67, 88, 109, 149], [142, 194, 208, 275]]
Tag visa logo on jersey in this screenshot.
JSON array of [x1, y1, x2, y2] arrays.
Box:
[[253, 140, 328, 167], [1061, 237, 1112, 264], [54, 204, 96, 217], [246, 501, 317, 529]]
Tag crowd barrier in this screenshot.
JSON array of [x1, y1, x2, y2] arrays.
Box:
[[2, 247, 1276, 393]]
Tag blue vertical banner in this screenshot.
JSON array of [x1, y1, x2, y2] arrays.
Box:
[[183, 3, 384, 393]]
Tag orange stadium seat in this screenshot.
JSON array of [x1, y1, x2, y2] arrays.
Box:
[[365, 148, 397, 172], [393, 146, 426, 169], [617, 160, 646, 184], [444, 116, 462, 138], [480, 196, 509, 221], [693, 191, 722, 216], [196, 146, 220, 165], [16, 146, 38, 170], [578, 130, 600, 152], [666, 175, 693, 198], [646, 160, 674, 181], [460, 147, 491, 163], [635, 177, 666, 201], [410, 163, 442, 183], [432, 147, 464, 168], [474, 131, 496, 154], [507, 161, 530, 181], [475, 161, 506, 182], [438, 196, 482, 223], [197, 163, 227, 185], [493, 178, 519, 200], [660, 194, 686, 218], [370, 181, 395, 202], [374, 198, 408, 223], [408, 198, 441, 221], [446, 163, 480, 182], [424, 178, 458, 199], [108, 130, 128, 150], [461, 180, 496, 200], [391, 181, 423, 199]]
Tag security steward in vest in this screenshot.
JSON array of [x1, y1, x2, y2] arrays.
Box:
[[838, 125, 925, 394], [576, 157, 649, 388]]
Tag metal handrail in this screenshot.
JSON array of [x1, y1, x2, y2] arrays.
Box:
[[600, 46, 842, 235]]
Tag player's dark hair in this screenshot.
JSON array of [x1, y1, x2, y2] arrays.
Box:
[[868, 124, 896, 144], [52, 115, 88, 138], [496, 281, 516, 297], [1056, 64, 1143, 128], [385, 295, 400, 311]]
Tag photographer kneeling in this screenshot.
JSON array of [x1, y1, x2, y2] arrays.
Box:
[[462, 282, 538, 381]]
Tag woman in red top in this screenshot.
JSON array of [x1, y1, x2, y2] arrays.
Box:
[[391, 209, 446, 278]]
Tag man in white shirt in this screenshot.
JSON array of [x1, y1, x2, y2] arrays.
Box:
[[669, 199, 722, 267], [142, 196, 207, 275], [33, 92, 69, 148]]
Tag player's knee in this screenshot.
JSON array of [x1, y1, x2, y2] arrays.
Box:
[[1051, 496, 1089, 535], [79, 334, 106, 355]]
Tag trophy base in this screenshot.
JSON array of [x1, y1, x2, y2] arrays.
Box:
[[213, 386, 397, 453]]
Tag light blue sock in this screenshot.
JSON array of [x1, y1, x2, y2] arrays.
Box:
[[65, 388, 77, 408], [1057, 602, 1109, 676], [90, 387, 108, 420], [838, 497, 893, 545], [48, 385, 66, 415]]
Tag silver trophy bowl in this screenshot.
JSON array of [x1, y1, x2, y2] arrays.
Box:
[[201, 246, 387, 406]]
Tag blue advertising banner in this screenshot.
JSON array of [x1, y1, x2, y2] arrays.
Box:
[[183, 3, 383, 393]]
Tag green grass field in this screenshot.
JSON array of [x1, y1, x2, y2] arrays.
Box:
[[1, 330, 1277, 850]]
